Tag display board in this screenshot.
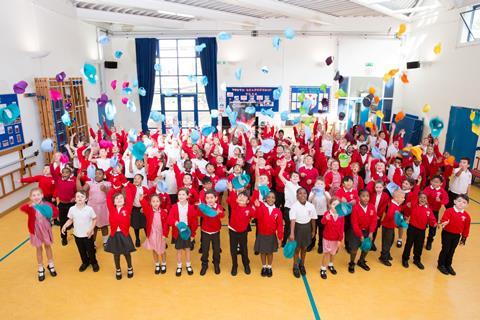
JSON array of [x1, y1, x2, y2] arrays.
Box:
[[290, 86, 331, 113], [225, 87, 279, 111], [0, 94, 24, 151]]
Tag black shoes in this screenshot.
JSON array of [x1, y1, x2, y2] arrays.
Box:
[[320, 269, 327, 279], [437, 265, 449, 275], [135, 239, 141, 248], [425, 241, 432, 251], [92, 264, 100, 272], [317, 247, 323, 254], [61, 238, 68, 246], [116, 269, 122, 280], [190, 240, 195, 251], [127, 267, 134, 278], [47, 265, 57, 277], [371, 243, 377, 252], [79, 263, 89, 272], [38, 268, 45, 282], [214, 264, 221, 275], [299, 264, 306, 276], [231, 266, 238, 276], [293, 266, 300, 278], [402, 260, 409, 268], [328, 265, 337, 275], [446, 266, 456, 276], [160, 265, 167, 274], [200, 265, 208, 276], [396, 240, 402, 248], [186, 266, 194, 275], [357, 260, 370, 271], [261, 267, 267, 277], [306, 242, 315, 252], [267, 268, 272, 277], [244, 264, 251, 275], [176, 267, 182, 277], [413, 261, 424, 270], [348, 262, 355, 273], [155, 265, 161, 275], [379, 257, 392, 267]]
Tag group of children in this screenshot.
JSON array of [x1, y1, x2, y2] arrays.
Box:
[[19, 118, 471, 281]]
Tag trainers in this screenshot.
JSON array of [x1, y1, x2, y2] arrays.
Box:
[[214, 264, 221, 275], [79, 263, 89, 272], [348, 262, 355, 273], [396, 240, 402, 248], [413, 261, 424, 270], [261, 267, 267, 277], [357, 260, 370, 271], [299, 264, 306, 276], [186, 266, 194, 275], [176, 267, 182, 277], [267, 268, 272, 277], [38, 268, 45, 282], [47, 265, 57, 277], [200, 265, 208, 276], [293, 266, 300, 278], [328, 265, 337, 275], [446, 266, 456, 276], [231, 266, 238, 276], [402, 260, 409, 268], [320, 269, 327, 279], [92, 264, 100, 272], [116, 269, 122, 280], [425, 241, 432, 251], [127, 267, 134, 278], [244, 264, 251, 275], [437, 265, 449, 275]]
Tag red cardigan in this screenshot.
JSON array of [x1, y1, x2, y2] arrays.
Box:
[[20, 175, 55, 198], [107, 185, 134, 237], [199, 203, 224, 233], [167, 202, 198, 240], [351, 203, 377, 237], [140, 198, 169, 238], [253, 200, 284, 240], [321, 210, 345, 241], [20, 202, 59, 235]]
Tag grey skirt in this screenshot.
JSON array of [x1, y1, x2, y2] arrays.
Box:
[[254, 234, 278, 254], [295, 222, 312, 248], [105, 232, 136, 255], [175, 237, 192, 250]]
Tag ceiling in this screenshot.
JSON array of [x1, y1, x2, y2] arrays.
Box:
[[71, 0, 477, 34]]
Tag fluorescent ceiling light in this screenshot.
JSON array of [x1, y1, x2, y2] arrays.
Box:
[[157, 10, 194, 18]]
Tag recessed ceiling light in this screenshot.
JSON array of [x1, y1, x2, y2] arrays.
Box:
[[157, 10, 194, 18]]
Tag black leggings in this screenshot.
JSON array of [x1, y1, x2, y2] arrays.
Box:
[[134, 229, 146, 242], [114, 253, 132, 270]]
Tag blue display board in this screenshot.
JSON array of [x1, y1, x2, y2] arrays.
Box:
[[225, 87, 279, 111], [0, 94, 24, 151], [289, 86, 331, 113]]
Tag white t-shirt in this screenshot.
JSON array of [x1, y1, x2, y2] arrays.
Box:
[[67, 205, 96, 238], [192, 158, 208, 175], [96, 158, 111, 172], [284, 181, 301, 209], [289, 201, 317, 224], [449, 168, 472, 194], [178, 202, 189, 223]]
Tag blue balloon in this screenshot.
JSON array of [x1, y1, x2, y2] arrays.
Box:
[[190, 129, 200, 144], [123, 87, 133, 95], [150, 111, 161, 122], [284, 27, 295, 40], [114, 50, 123, 59], [132, 80, 138, 88], [272, 36, 281, 49], [132, 142, 146, 160], [40, 139, 54, 152], [218, 31, 232, 41]]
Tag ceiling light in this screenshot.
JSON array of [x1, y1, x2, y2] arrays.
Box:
[[157, 10, 194, 18]]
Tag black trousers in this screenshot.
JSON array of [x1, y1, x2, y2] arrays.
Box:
[[426, 211, 439, 244], [282, 208, 291, 246], [380, 227, 395, 261], [402, 225, 425, 262], [74, 236, 98, 265], [229, 229, 249, 268], [169, 194, 178, 204], [275, 191, 285, 211], [446, 191, 459, 209], [310, 218, 324, 248], [201, 231, 221, 266], [438, 230, 461, 267], [58, 202, 75, 240], [344, 215, 352, 251]]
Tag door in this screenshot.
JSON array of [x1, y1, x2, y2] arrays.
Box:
[[445, 106, 479, 163], [161, 94, 198, 132]]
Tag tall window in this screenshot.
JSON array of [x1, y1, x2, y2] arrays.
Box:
[[460, 5, 480, 43], [149, 39, 211, 130]]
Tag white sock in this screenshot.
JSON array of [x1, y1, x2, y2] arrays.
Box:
[[262, 265, 267, 268], [186, 262, 191, 267], [177, 263, 182, 268], [321, 266, 327, 271], [38, 265, 44, 272], [155, 262, 160, 267], [102, 235, 109, 243], [48, 261, 54, 268], [267, 265, 272, 269], [328, 262, 334, 267], [161, 262, 167, 266]]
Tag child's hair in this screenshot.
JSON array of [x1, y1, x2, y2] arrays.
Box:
[[342, 175, 353, 183], [238, 190, 250, 198], [404, 165, 413, 172], [358, 189, 369, 197], [374, 179, 385, 186], [291, 171, 300, 177], [178, 187, 190, 195], [278, 129, 284, 134], [455, 194, 469, 203], [460, 157, 470, 164], [206, 163, 215, 170], [395, 157, 403, 162], [62, 167, 72, 174], [113, 192, 124, 202], [431, 174, 444, 182], [184, 173, 192, 180], [316, 176, 324, 182], [134, 173, 144, 181], [96, 168, 105, 175], [150, 194, 160, 203], [201, 176, 212, 185], [76, 190, 87, 198], [29, 187, 43, 196], [328, 196, 339, 206], [205, 189, 217, 197], [296, 187, 307, 195], [405, 178, 415, 187]]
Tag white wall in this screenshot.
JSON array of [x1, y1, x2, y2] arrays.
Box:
[[401, 9, 480, 149], [0, 0, 99, 211]]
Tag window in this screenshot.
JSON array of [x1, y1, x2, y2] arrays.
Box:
[[150, 39, 210, 130], [460, 5, 480, 43]]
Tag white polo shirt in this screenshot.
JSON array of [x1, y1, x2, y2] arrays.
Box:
[[67, 205, 96, 238], [449, 168, 472, 195], [289, 200, 317, 224]]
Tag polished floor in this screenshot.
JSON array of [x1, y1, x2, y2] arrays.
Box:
[[1, 187, 479, 320]]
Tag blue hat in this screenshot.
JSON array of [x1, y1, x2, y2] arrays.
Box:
[[215, 179, 228, 192], [138, 87, 146, 96], [272, 36, 281, 49], [198, 76, 208, 86], [273, 87, 282, 100], [304, 126, 312, 143], [210, 109, 219, 118], [335, 202, 352, 217], [218, 31, 232, 41], [40, 139, 54, 152], [245, 106, 256, 114], [259, 138, 275, 153], [260, 108, 274, 118], [110, 155, 119, 168], [198, 203, 218, 217], [83, 63, 97, 84], [0, 103, 20, 124], [227, 110, 238, 126], [291, 116, 301, 125], [259, 185, 271, 199], [177, 222, 191, 240], [371, 146, 386, 162], [429, 117, 444, 138], [105, 102, 117, 121], [156, 180, 168, 193], [284, 27, 295, 40], [232, 173, 250, 190], [190, 129, 200, 144], [311, 186, 325, 196], [261, 66, 269, 74], [132, 142, 146, 160], [360, 237, 372, 252], [394, 211, 408, 229], [87, 165, 96, 180], [201, 125, 215, 136], [171, 124, 180, 137], [114, 50, 123, 59], [98, 34, 110, 45], [33, 204, 53, 220], [386, 182, 400, 195], [154, 63, 161, 72], [280, 111, 289, 121], [283, 240, 297, 259], [150, 111, 161, 122], [61, 112, 71, 126], [235, 68, 242, 80], [128, 129, 137, 142], [195, 43, 206, 53]]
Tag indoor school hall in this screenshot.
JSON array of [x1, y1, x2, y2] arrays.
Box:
[[0, 1, 480, 319]]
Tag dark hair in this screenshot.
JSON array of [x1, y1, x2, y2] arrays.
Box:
[[395, 157, 403, 162], [296, 187, 307, 195], [342, 175, 353, 183], [278, 129, 284, 134], [405, 178, 415, 187], [238, 191, 249, 198], [460, 157, 470, 164], [374, 179, 385, 186], [205, 189, 217, 197], [291, 171, 300, 177], [184, 173, 192, 179], [404, 166, 413, 172], [358, 189, 369, 197], [431, 174, 444, 183], [95, 168, 105, 174], [359, 144, 368, 150], [178, 187, 190, 195], [134, 173, 144, 181], [202, 176, 212, 184], [62, 167, 71, 174], [455, 194, 469, 203], [206, 163, 215, 169]]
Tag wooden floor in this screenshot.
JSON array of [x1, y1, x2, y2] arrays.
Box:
[[1, 188, 480, 319]]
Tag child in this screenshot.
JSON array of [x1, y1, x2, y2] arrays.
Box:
[[308, 177, 331, 253], [401, 193, 437, 269], [397, 178, 419, 248], [105, 185, 136, 280], [140, 194, 169, 274], [324, 160, 342, 195], [437, 194, 471, 276], [168, 188, 198, 276], [298, 155, 318, 193], [335, 176, 359, 253], [252, 190, 283, 277], [423, 175, 449, 250], [130, 174, 149, 247], [20, 165, 55, 203], [199, 190, 225, 275], [379, 190, 405, 266], [348, 189, 376, 273], [278, 161, 301, 247], [289, 188, 317, 278], [61, 191, 99, 272], [20, 188, 59, 281], [80, 168, 111, 249], [369, 180, 390, 251], [320, 197, 344, 279], [447, 157, 471, 208]]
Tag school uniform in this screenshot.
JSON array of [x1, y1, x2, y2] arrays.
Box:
[[447, 168, 472, 208], [438, 207, 471, 269], [289, 200, 317, 248], [20, 202, 59, 247], [308, 190, 330, 251], [167, 202, 198, 250], [105, 187, 136, 255], [369, 191, 390, 246], [282, 180, 301, 246], [140, 199, 169, 255], [350, 203, 377, 253], [321, 211, 344, 254], [20, 175, 55, 202], [50, 164, 76, 242], [68, 205, 98, 266], [423, 185, 449, 246], [402, 204, 437, 263], [253, 201, 284, 254], [380, 200, 401, 261], [335, 187, 359, 251], [324, 171, 342, 195], [200, 204, 224, 267], [298, 166, 318, 193], [130, 185, 149, 230], [227, 191, 254, 268]]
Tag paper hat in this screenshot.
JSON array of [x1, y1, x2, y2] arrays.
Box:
[[128, 129, 137, 142], [123, 87, 133, 95], [195, 43, 206, 53], [87, 165, 96, 180], [272, 36, 281, 49], [363, 96, 372, 107], [433, 42, 442, 55], [335, 202, 352, 217], [215, 179, 228, 192], [291, 116, 301, 125], [429, 117, 444, 138], [338, 153, 351, 168], [444, 155, 455, 166], [172, 124, 180, 137], [83, 63, 97, 84], [273, 88, 282, 100], [261, 66, 269, 74], [40, 139, 54, 152], [394, 112, 405, 123], [260, 139, 276, 154], [325, 56, 334, 66], [401, 72, 409, 84], [334, 71, 344, 84], [298, 93, 306, 103], [111, 80, 117, 90], [284, 27, 295, 39], [61, 112, 71, 126], [127, 100, 136, 112], [110, 155, 119, 168], [98, 34, 110, 45], [386, 182, 400, 195], [55, 72, 66, 82], [190, 129, 200, 144], [138, 87, 146, 97], [150, 111, 161, 122], [232, 173, 251, 190], [176, 222, 191, 240], [156, 180, 168, 193], [338, 112, 346, 121], [60, 153, 69, 164], [105, 102, 117, 121], [311, 186, 325, 197], [371, 146, 386, 162], [64, 101, 72, 111], [96, 93, 109, 106], [50, 89, 62, 101], [235, 68, 242, 80], [13, 81, 28, 94], [198, 76, 208, 86], [218, 31, 232, 40], [0, 103, 20, 124], [210, 109, 219, 118], [99, 140, 113, 149], [201, 125, 215, 137], [360, 237, 372, 252], [411, 146, 423, 161], [304, 126, 312, 143], [321, 97, 329, 109], [260, 108, 275, 118], [283, 240, 297, 259], [33, 204, 53, 220], [259, 185, 271, 199], [132, 142, 146, 160], [198, 203, 218, 218], [245, 106, 256, 114], [114, 50, 123, 59], [394, 211, 408, 229], [154, 63, 161, 72]]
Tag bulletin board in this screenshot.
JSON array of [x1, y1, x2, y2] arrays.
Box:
[[0, 94, 24, 151], [225, 87, 279, 112], [289, 86, 331, 113]]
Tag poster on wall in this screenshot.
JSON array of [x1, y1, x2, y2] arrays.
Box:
[[290, 86, 331, 113], [0, 94, 24, 151]]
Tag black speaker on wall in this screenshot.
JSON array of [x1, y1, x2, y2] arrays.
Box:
[[104, 61, 118, 69], [406, 61, 420, 69]]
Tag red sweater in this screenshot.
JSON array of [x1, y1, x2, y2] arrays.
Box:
[[227, 191, 255, 232], [50, 164, 76, 203], [324, 171, 343, 192], [321, 211, 345, 241], [106, 170, 128, 190], [20, 202, 59, 235], [106, 186, 134, 237], [441, 207, 471, 238], [200, 204, 225, 233], [382, 201, 402, 229], [335, 187, 359, 204], [409, 204, 437, 230], [21, 175, 55, 198], [369, 191, 390, 218], [422, 185, 449, 212], [140, 198, 169, 238], [402, 187, 419, 218], [298, 166, 319, 192], [351, 203, 377, 237], [167, 202, 198, 240], [253, 201, 284, 240], [147, 188, 172, 211]]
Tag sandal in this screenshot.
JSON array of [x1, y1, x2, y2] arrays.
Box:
[[38, 268, 45, 282], [116, 269, 122, 280], [186, 266, 194, 275], [127, 267, 134, 278], [47, 265, 57, 277]]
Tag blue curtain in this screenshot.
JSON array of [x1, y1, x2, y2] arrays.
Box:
[[135, 38, 158, 132], [196, 37, 218, 127]]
